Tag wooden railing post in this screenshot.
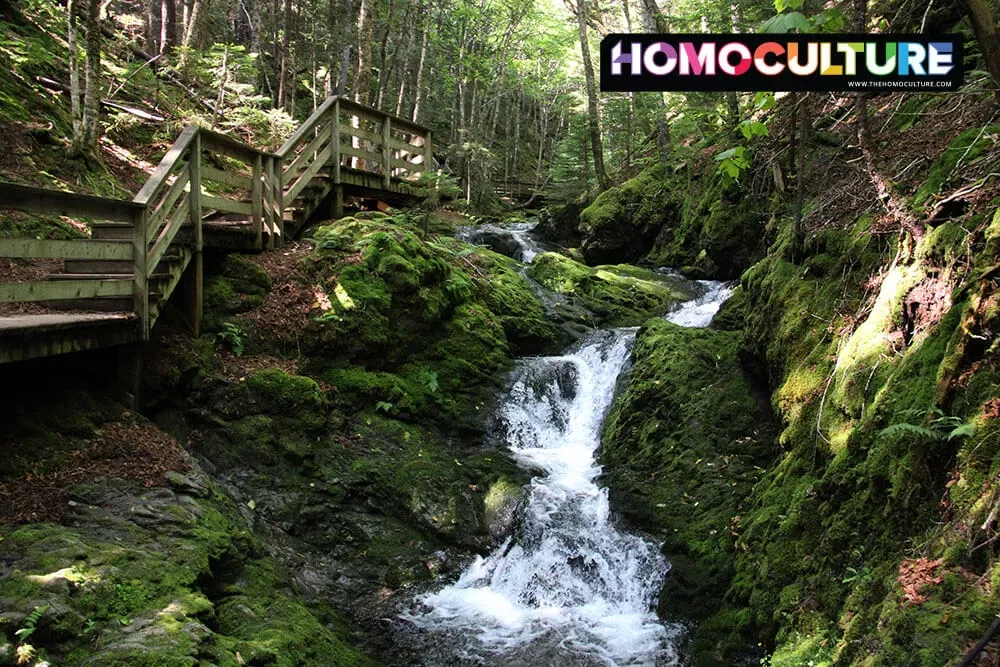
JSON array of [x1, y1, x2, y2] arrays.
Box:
[[382, 115, 392, 188], [332, 98, 341, 184], [274, 157, 283, 249], [133, 207, 149, 341], [265, 157, 275, 248], [252, 153, 263, 250], [188, 131, 203, 335]]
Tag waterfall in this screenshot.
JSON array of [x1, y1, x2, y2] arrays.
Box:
[[403, 244, 732, 665]]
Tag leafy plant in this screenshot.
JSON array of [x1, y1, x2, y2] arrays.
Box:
[[715, 146, 751, 184], [418, 369, 439, 394], [215, 322, 245, 357], [14, 604, 48, 665], [375, 401, 394, 413], [879, 408, 977, 442]]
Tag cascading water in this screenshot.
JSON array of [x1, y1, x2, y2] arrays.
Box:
[[404, 223, 732, 665], [456, 221, 543, 263], [664, 280, 732, 328]]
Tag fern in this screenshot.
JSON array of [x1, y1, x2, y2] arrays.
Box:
[[879, 408, 977, 443], [947, 423, 977, 441], [14, 603, 49, 642], [879, 423, 937, 440]]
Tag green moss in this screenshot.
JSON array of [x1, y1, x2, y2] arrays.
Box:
[[0, 478, 372, 665], [246, 369, 323, 407], [578, 164, 687, 264], [914, 126, 1000, 208], [527, 252, 694, 326], [601, 319, 777, 661], [203, 255, 272, 331]]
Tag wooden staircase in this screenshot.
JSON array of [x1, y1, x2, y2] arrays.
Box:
[[0, 95, 433, 364]]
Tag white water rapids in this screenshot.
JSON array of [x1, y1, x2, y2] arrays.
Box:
[[404, 246, 731, 664]]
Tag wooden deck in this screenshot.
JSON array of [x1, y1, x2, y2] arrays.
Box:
[[0, 312, 136, 364], [0, 95, 433, 367]]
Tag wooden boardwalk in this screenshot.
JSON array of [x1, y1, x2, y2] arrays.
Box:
[[0, 96, 432, 366]]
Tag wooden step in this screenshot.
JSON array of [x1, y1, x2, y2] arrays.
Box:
[[48, 272, 170, 282], [91, 223, 135, 241], [65, 251, 182, 274]]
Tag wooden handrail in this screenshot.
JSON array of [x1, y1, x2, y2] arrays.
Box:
[[0, 182, 143, 222], [277, 95, 340, 157], [0, 96, 433, 347], [133, 125, 198, 206]]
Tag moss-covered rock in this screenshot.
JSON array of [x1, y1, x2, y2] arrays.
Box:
[[203, 254, 273, 332], [526, 251, 696, 326], [601, 318, 778, 662], [578, 164, 685, 265], [0, 471, 372, 666], [535, 201, 585, 246], [644, 170, 766, 280]]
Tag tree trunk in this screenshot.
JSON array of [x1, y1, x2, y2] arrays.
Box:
[[146, 0, 161, 55], [374, 0, 394, 109], [390, 4, 415, 115], [576, 0, 609, 191], [162, 0, 177, 53], [67, 0, 82, 150], [354, 0, 371, 103], [336, 0, 353, 95], [70, 0, 101, 159], [82, 0, 100, 149], [961, 0, 1000, 99], [179, 0, 210, 70], [409, 5, 429, 122], [276, 0, 292, 109]]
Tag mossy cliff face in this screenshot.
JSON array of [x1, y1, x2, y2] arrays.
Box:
[[566, 163, 765, 278], [0, 401, 370, 666], [600, 318, 778, 662], [692, 199, 1000, 663]]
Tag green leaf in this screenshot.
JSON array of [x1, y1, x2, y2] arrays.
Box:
[[947, 423, 977, 441], [715, 148, 738, 161], [774, 0, 805, 10], [375, 401, 394, 413], [879, 423, 936, 440], [759, 11, 813, 34]]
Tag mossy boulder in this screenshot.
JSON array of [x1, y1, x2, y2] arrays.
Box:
[[645, 172, 765, 279], [0, 471, 372, 666], [526, 251, 696, 326], [535, 201, 585, 245], [600, 318, 778, 662], [203, 254, 273, 332], [578, 164, 684, 265], [295, 216, 561, 430]]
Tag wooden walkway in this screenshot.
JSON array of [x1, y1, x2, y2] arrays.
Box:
[[0, 96, 432, 365]]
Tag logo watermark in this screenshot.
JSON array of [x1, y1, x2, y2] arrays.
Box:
[[600, 34, 963, 92]]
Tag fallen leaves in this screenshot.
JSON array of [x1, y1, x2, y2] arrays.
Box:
[[0, 417, 188, 525], [898, 557, 944, 605]]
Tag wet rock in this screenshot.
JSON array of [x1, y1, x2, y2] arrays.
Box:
[[527, 252, 697, 327], [535, 202, 585, 246], [164, 470, 209, 498]]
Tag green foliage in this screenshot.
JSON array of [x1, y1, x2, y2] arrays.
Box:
[[879, 408, 977, 443], [715, 145, 751, 183], [215, 322, 245, 357]]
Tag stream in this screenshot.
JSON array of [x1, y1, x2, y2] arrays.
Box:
[[402, 222, 731, 666]]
